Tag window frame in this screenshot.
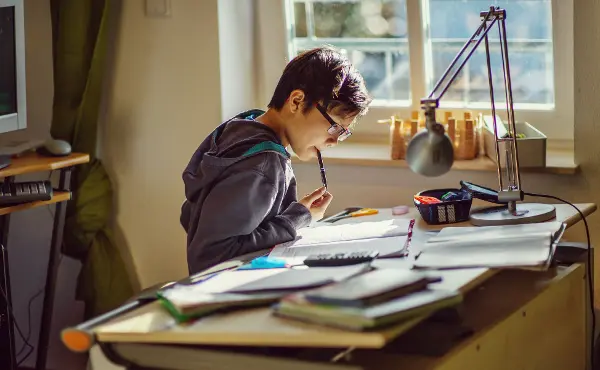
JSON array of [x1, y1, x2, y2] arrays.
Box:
[[256, 0, 573, 141]]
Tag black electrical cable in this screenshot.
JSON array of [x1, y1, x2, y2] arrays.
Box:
[[0, 284, 33, 366], [524, 192, 595, 369]]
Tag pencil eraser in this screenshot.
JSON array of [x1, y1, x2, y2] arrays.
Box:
[[392, 205, 409, 215]]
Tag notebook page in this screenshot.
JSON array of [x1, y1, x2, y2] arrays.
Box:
[[288, 218, 413, 248], [269, 235, 408, 260]]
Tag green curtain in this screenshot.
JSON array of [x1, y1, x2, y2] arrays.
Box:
[[50, 0, 134, 319]]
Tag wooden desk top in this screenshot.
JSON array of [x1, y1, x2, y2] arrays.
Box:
[[0, 152, 90, 178], [91, 203, 596, 349]]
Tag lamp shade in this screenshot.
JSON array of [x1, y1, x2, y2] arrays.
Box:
[[406, 122, 454, 177]]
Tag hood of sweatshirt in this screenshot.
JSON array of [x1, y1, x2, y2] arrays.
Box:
[[181, 109, 290, 225]]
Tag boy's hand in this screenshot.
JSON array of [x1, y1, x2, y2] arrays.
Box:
[[299, 186, 333, 221]]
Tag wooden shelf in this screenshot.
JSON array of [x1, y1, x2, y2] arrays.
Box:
[[0, 190, 71, 216], [293, 143, 578, 175], [0, 152, 90, 178]]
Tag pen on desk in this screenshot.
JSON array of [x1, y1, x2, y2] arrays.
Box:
[[316, 149, 327, 190]]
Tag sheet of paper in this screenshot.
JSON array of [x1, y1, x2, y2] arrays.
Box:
[[414, 240, 551, 269], [269, 235, 408, 261], [415, 233, 553, 269], [425, 232, 553, 250], [285, 218, 413, 248], [427, 221, 563, 244]]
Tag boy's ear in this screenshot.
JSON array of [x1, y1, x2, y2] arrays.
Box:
[[288, 90, 305, 113]]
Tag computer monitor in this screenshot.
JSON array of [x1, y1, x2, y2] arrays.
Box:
[[0, 0, 26, 134]]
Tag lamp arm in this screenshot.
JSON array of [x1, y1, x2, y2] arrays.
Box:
[[421, 8, 500, 116], [406, 5, 523, 194]]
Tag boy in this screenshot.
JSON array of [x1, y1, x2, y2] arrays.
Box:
[[181, 46, 371, 274]]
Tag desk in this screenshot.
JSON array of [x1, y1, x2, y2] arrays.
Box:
[[0, 152, 89, 370], [73, 203, 595, 369]]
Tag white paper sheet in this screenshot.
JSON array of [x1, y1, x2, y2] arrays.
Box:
[[427, 221, 563, 244], [415, 227, 557, 269], [270, 235, 408, 259], [414, 235, 552, 269], [289, 218, 411, 246], [269, 218, 413, 262]]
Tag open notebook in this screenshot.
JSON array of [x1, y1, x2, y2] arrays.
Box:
[[269, 219, 415, 263], [413, 221, 567, 270]]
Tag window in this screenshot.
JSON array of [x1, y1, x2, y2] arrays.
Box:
[[272, 0, 573, 141], [287, 0, 411, 106], [424, 0, 554, 109]]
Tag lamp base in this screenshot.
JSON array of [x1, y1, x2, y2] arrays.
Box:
[[469, 203, 556, 226]]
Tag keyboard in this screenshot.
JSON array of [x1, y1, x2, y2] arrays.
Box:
[[0, 181, 53, 206]]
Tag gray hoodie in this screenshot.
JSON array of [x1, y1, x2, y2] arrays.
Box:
[[181, 110, 312, 274]]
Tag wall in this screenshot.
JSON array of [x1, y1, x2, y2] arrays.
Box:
[[217, 0, 255, 119], [101, 0, 224, 288]]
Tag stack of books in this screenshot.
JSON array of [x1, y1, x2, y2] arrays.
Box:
[[272, 269, 461, 331], [157, 265, 371, 323]]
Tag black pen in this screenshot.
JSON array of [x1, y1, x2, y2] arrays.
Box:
[[316, 148, 327, 190]]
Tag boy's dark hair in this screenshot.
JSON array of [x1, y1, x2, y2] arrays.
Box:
[[268, 46, 372, 121]]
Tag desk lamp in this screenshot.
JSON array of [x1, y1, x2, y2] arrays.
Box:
[[406, 6, 555, 226]]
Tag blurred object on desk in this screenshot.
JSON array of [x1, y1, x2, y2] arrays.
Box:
[[325, 208, 379, 223]]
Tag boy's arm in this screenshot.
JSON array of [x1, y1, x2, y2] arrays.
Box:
[[187, 167, 311, 273]]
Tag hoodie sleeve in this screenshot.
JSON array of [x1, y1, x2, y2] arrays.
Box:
[[187, 165, 312, 274]]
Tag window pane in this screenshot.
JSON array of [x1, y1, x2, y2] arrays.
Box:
[[426, 0, 554, 107], [391, 51, 410, 101], [466, 49, 553, 105], [293, 2, 307, 37], [312, 1, 407, 38], [349, 51, 388, 100], [431, 47, 468, 102], [286, 0, 410, 104]]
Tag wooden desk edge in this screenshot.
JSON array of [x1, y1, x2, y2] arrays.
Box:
[[564, 203, 597, 227]]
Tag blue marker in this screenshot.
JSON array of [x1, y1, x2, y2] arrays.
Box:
[[238, 256, 287, 270]]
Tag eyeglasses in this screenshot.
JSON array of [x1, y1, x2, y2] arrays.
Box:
[[315, 104, 352, 142]]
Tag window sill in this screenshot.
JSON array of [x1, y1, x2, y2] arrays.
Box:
[[292, 141, 578, 175]]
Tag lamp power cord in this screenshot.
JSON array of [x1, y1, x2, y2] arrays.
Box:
[[524, 192, 595, 369]]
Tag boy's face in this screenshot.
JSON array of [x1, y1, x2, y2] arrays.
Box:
[[284, 91, 355, 161]]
